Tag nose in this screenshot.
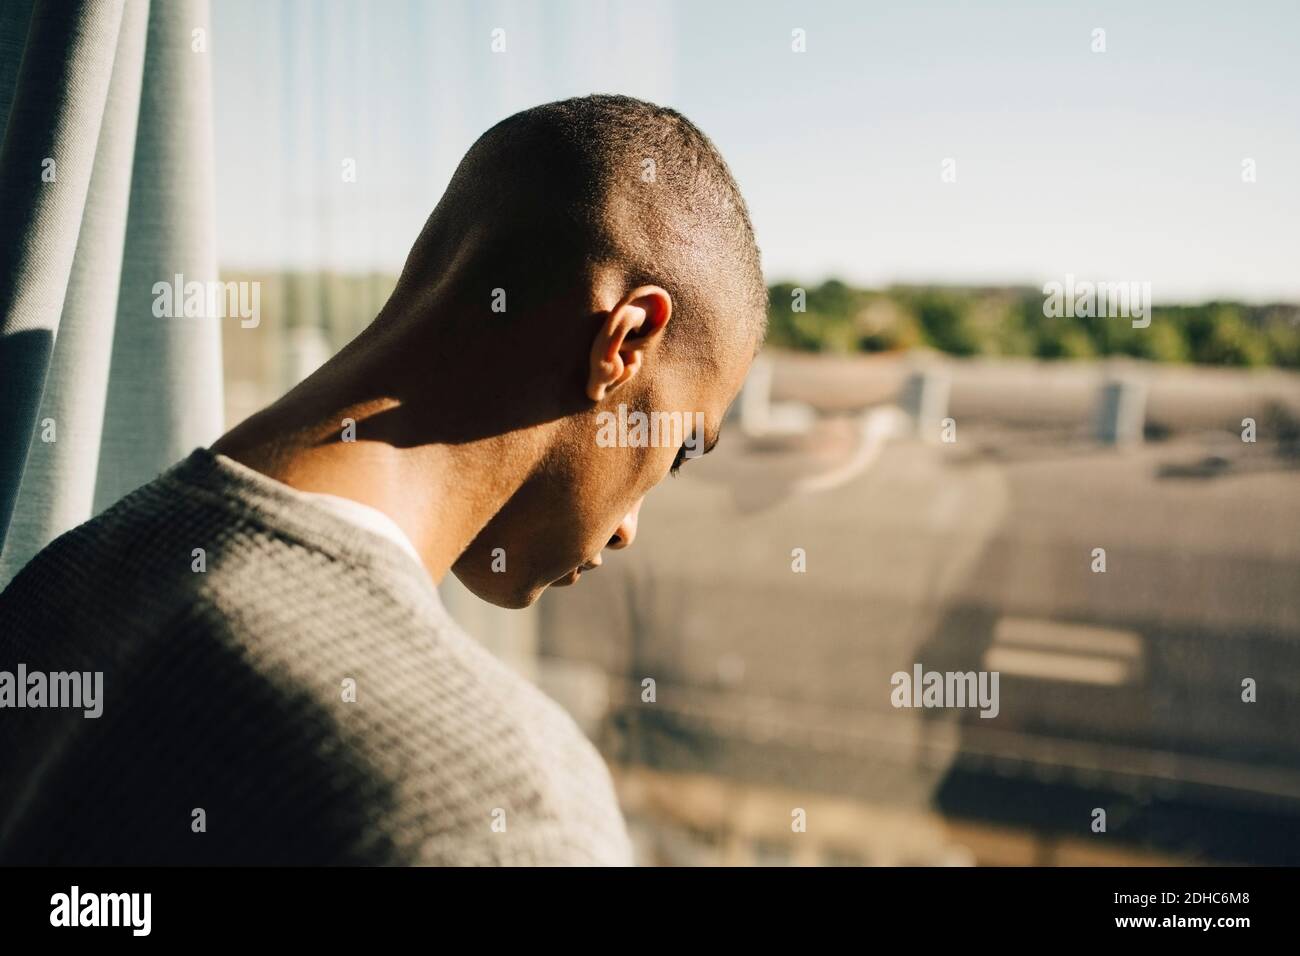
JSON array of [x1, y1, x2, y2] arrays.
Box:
[[607, 498, 643, 551]]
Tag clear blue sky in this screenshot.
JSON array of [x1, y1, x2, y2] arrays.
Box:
[[211, 0, 1300, 303]]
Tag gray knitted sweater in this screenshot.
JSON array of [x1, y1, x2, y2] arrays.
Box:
[[0, 448, 632, 865]]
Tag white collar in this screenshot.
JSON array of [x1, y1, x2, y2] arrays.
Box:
[[298, 491, 424, 567]]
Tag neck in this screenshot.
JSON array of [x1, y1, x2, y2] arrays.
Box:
[[211, 327, 544, 583]]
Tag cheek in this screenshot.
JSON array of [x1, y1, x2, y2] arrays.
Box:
[[641, 444, 680, 494], [613, 444, 673, 511]]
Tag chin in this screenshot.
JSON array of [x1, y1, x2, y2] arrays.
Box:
[[451, 566, 545, 610], [495, 587, 544, 610]]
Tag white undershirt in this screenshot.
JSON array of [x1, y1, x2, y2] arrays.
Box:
[[299, 491, 424, 567]]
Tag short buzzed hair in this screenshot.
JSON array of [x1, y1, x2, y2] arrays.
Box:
[[394, 94, 767, 368]]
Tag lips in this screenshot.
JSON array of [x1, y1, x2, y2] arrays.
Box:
[[554, 558, 601, 588]]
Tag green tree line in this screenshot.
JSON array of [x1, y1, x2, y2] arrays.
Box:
[[765, 280, 1300, 368]]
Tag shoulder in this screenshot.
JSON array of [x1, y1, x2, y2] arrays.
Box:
[[169, 594, 635, 865], [351, 614, 634, 865]]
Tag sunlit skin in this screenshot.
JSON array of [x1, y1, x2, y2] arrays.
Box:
[[212, 261, 757, 609]]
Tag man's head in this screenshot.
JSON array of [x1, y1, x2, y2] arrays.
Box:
[[385, 94, 765, 607]]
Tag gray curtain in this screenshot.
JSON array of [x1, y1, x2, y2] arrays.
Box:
[[0, 0, 222, 586]]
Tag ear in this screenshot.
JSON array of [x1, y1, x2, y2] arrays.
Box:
[[586, 285, 673, 402]]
